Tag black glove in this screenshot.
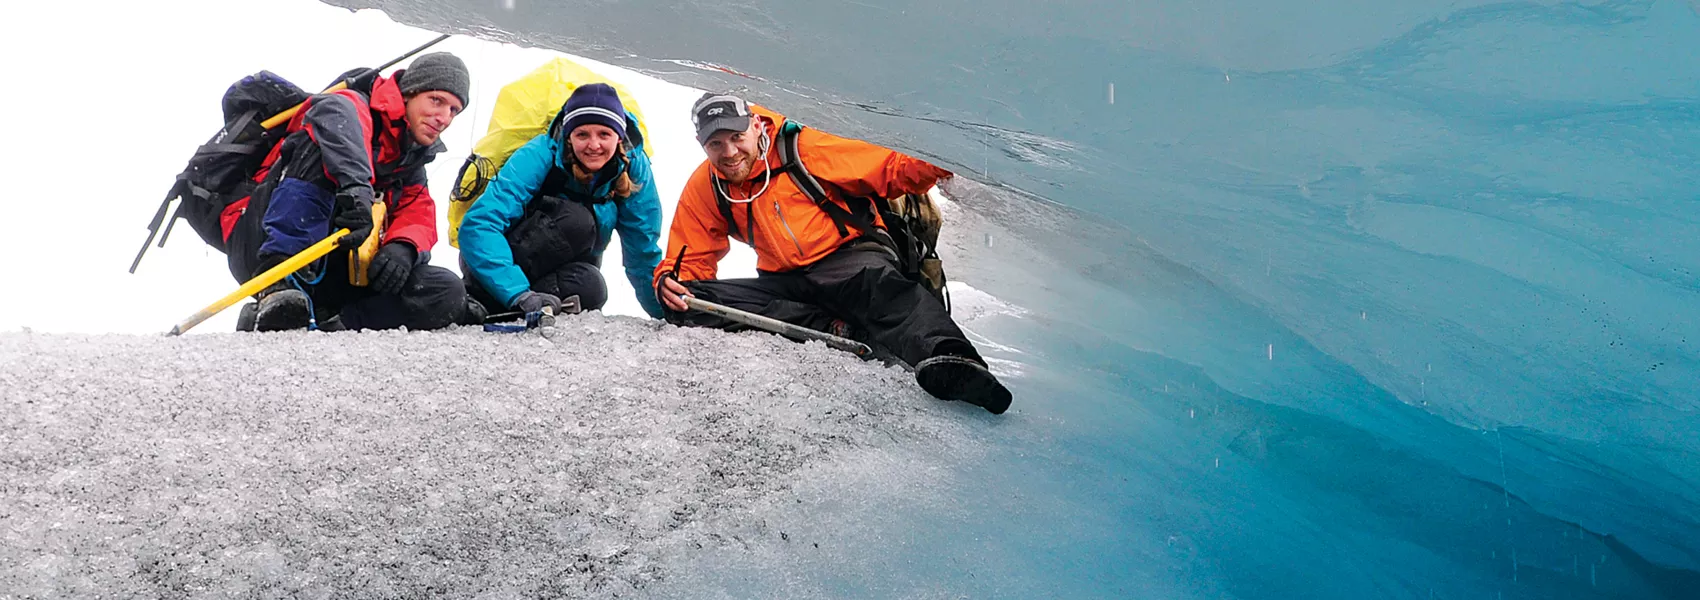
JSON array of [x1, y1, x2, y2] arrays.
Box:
[[332, 189, 375, 248], [511, 291, 562, 314], [367, 242, 415, 296]]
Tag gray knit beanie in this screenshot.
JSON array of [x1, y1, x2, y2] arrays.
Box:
[[398, 52, 470, 106]]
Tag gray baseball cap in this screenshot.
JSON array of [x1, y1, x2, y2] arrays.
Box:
[[691, 92, 753, 145]]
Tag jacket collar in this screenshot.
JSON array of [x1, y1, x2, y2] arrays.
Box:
[[368, 73, 446, 181]]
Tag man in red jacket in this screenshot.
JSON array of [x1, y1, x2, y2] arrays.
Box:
[[222, 52, 479, 331]]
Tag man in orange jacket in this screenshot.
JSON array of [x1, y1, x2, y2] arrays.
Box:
[[654, 93, 1011, 414]]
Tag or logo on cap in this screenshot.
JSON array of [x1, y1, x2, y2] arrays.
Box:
[[692, 94, 754, 144], [692, 96, 748, 123]]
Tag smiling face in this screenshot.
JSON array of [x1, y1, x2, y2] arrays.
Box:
[[569, 124, 621, 172], [402, 90, 463, 145], [702, 121, 763, 183]]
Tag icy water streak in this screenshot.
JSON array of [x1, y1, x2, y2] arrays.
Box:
[[323, 0, 1696, 597]]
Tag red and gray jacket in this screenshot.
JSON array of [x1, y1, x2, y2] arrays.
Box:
[[218, 70, 445, 251]]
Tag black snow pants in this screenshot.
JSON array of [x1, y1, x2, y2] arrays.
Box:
[[225, 182, 469, 331], [666, 244, 979, 368]]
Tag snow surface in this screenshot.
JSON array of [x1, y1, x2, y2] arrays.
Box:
[[0, 314, 1004, 597]]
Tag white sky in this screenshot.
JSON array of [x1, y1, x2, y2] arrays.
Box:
[[0, 0, 758, 334]]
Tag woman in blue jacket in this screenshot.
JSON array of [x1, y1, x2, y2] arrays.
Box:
[[460, 83, 665, 318]]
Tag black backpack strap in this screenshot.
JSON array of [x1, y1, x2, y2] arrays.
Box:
[[193, 111, 268, 157], [712, 171, 761, 247], [775, 122, 895, 250], [715, 194, 742, 244], [714, 193, 760, 248], [193, 143, 264, 156]]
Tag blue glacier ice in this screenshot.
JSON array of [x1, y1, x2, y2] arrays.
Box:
[[319, 1, 1700, 596]]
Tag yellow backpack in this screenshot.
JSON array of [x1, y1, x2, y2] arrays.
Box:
[[447, 57, 653, 248]]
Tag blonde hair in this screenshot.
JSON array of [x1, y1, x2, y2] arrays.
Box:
[[568, 144, 640, 199]]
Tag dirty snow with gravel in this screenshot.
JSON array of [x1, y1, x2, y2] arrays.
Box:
[[0, 312, 1000, 597]]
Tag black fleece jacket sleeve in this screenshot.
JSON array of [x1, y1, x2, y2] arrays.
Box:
[[301, 93, 376, 202]]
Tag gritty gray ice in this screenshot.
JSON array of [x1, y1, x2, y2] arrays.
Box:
[[0, 313, 995, 597]]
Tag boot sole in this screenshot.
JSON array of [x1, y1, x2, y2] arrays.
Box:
[[236, 303, 258, 332], [915, 355, 1012, 414], [254, 291, 311, 332]]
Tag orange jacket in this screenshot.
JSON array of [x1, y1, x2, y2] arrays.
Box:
[[655, 105, 951, 286]]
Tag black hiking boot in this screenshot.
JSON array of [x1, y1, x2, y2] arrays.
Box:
[[315, 315, 347, 332], [253, 281, 311, 332], [236, 302, 259, 332], [459, 297, 489, 326], [915, 355, 1012, 414]]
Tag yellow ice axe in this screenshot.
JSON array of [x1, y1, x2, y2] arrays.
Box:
[[259, 81, 347, 129], [348, 202, 387, 286], [166, 228, 350, 336]]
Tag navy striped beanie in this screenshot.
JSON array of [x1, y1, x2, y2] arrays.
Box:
[[561, 83, 627, 139]]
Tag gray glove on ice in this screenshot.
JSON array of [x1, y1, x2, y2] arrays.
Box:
[[511, 291, 562, 314]]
